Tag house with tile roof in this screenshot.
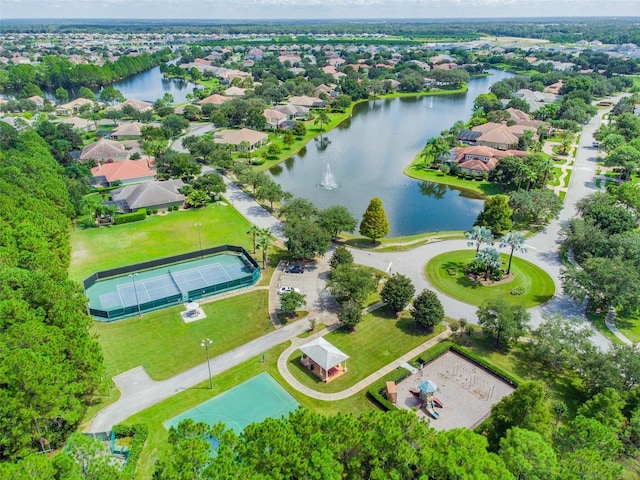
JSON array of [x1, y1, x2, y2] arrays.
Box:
[[109, 121, 150, 140], [213, 128, 268, 151], [113, 98, 153, 112], [90, 159, 156, 187], [449, 145, 528, 178], [198, 94, 232, 106], [288, 95, 326, 108], [110, 179, 185, 213], [56, 97, 98, 116], [80, 138, 130, 161], [263, 108, 288, 130]]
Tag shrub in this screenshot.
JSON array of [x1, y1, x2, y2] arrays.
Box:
[[112, 423, 149, 479], [510, 286, 525, 296], [113, 208, 147, 225]]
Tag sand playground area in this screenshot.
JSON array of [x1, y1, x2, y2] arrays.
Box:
[[394, 350, 516, 430]]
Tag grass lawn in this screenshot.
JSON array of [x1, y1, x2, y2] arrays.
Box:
[[124, 341, 378, 480], [426, 250, 555, 307], [93, 290, 272, 380], [287, 309, 446, 393], [403, 162, 503, 197], [614, 312, 640, 343], [340, 231, 465, 252], [70, 203, 253, 281]]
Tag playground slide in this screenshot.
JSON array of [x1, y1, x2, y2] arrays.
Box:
[[424, 402, 440, 420], [433, 397, 444, 408]]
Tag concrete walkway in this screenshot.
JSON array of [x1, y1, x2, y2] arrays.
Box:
[[277, 324, 452, 401]]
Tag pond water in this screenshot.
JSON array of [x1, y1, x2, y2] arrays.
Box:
[[268, 70, 514, 236], [111, 65, 198, 104]]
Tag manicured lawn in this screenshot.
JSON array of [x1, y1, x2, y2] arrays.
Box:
[[124, 342, 378, 480], [93, 290, 272, 380], [70, 203, 253, 281], [288, 309, 446, 393], [426, 250, 555, 307], [615, 312, 640, 343], [403, 162, 503, 197]]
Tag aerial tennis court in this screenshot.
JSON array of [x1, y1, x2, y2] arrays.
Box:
[[84, 246, 260, 321], [164, 373, 300, 434]]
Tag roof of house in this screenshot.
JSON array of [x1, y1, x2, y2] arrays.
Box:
[[275, 103, 309, 116], [59, 116, 94, 130], [459, 158, 497, 172], [264, 108, 288, 122], [111, 121, 146, 137], [224, 86, 247, 97], [299, 337, 349, 371], [80, 138, 127, 160], [198, 94, 231, 105], [90, 159, 156, 183], [111, 179, 185, 210], [288, 95, 325, 107], [477, 125, 519, 146], [114, 98, 153, 112], [213, 128, 268, 146], [57, 97, 95, 111]]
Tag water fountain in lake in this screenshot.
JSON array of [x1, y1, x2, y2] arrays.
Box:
[[319, 163, 338, 190]]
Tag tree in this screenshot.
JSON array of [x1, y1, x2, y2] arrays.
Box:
[[359, 197, 390, 245], [561, 256, 640, 313], [155, 149, 200, 181], [102, 108, 123, 126], [498, 428, 558, 480], [465, 225, 494, 253], [64, 432, 122, 480], [185, 189, 209, 208], [78, 86, 97, 101], [283, 219, 331, 260], [280, 197, 318, 222], [577, 192, 637, 235], [158, 419, 213, 480], [499, 231, 527, 275], [256, 228, 272, 269], [328, 264, 378, 305], [318, 205, 357, 241], [420, 136, 451, 168], [246, 224, 261, 254], [280, 291, 306, 317], [411, 289, 444, 330], [485, 381, 552, 451], [477, 296, 530, 348], [337, 300, 362, 331], [314, 110, 330, 131], [292, 121, 307, 138], [54, 87, 69, 104], [475, 246, 503, 281], [509, 189, 562, 226], [191, 172, 226, 198], [381, 274, 415, 314], [266, 143, 282, 159], [475, 194, 513, 235], [329, 246, 353, 270], [162, 114, 190, 138], [604, 144, 640, 181], [99, 86, 124, 105], [256, 179, 286, 211], [283, 130, 295, 148]]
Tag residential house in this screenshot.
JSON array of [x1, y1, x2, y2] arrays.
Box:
[[263, 108, 288, 130], [544, 80, 563, 95], [56, 97, 97, 116], [90, 159, 156, 187], [110, 121, 150, 140], [198, 94, 231, 106], [288, 95, 326, 108], [80, 138, 138, 161], [513, 89, 560, 113], [113, 98, 153, 112], [275, 103, 309, 120], [110, 179, 185, 213], [224, 86, 247, 97], [59, 116, 96, 133], [449, 145, 528, 177], [213, 128, 268, 151], [27, 95, 45, 110]]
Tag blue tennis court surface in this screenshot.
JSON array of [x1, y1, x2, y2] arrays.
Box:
[[164, 373, 300, 434]]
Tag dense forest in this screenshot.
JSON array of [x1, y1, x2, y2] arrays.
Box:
[[0, 127, 104, 461]]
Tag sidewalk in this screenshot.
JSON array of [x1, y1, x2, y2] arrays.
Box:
[[277, 324, 452, 401]]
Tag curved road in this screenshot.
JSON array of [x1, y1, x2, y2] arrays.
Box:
[[87, 97, 617, 432]]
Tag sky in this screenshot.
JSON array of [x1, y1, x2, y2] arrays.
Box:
[[3, 0, 640, 20]]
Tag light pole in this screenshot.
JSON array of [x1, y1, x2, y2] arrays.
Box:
[[129, 273, 141, 317], [195, 222, 202, 258], [201, 338, 213, 389]]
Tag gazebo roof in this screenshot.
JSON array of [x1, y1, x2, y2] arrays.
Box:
[[300, 337, 349, 371]]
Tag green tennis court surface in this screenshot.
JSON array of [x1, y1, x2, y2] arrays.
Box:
[[164, 373, 300, 434], [85, 252, 259, 321]]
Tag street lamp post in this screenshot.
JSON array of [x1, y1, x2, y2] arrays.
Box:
[[201, 338, 213, 389], [195, 222, 202, 258], [129, 273, 141, 317]]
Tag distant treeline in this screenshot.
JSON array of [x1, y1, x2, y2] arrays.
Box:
[[2, 17, 640, 44]]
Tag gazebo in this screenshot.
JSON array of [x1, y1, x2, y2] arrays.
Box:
[[299, 337, 349, 383]]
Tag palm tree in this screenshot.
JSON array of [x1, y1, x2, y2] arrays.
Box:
[[256, 228, 272, 269], [247, 224, 261, 253], [539, 158, 555, 187], [465, 225, 493, 253], [500, 231, 527, 275], [476, 247, 502, 281], [314, 111, 330, 132]]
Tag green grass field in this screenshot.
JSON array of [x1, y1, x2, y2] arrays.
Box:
[[426, 250, 555, 307], [93, 290, 272, 380], [403, 162, 503, 197], [70, 203, 253, 281], [287, 309, 446, 393]]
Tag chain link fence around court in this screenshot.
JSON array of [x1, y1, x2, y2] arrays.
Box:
[[84, 245, 260, 321]]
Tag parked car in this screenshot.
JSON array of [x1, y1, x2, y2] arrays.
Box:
[[284, 264, 305, 274], [278, 286, 301, 295], [592, 141, 600, 148]]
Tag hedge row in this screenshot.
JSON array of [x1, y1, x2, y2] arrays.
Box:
[[112, 423, 149, 479], [367, 366, 411, 411], [113, 208, 147, 225]]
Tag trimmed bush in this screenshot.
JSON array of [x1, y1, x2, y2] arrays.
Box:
[[367, 367, 411, 411], [112, 423, 148, 479], [113, 208, 147, 225]]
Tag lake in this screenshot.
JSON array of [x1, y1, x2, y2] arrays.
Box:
[[112, 65, 198, 104], [268, 70, 514, 236]]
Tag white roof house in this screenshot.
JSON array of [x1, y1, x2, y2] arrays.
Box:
[[299, 337, 349, 382]]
